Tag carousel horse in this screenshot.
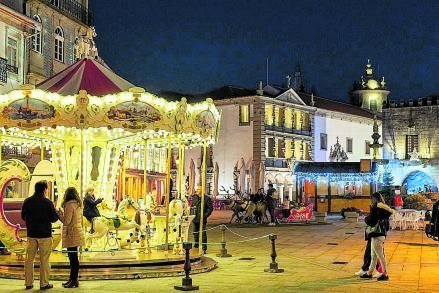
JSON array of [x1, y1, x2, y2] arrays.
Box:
[[168, 198, 191, 254], [82, 199, 115, 233], [85, 196, 143, 249]]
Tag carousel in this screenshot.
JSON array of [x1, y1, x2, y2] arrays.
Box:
[[0, 37, 220, 279]]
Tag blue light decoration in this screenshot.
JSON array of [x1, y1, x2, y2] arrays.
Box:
[[294, 172, 379, 183], [402, 170, 438, 194]]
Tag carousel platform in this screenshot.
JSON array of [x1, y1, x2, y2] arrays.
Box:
[[0, 250, 217, 280]]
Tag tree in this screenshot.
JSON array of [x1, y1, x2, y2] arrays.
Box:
[[382, 166, 394, 191]]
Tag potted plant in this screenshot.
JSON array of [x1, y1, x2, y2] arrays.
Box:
[[341, 207, 361, 222]]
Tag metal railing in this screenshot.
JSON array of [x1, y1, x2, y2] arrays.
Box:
[[42, 0, 92, 25], [0, 57, 18, 83], [265, 124, 312, 136]]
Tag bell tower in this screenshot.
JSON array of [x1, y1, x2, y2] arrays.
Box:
[[351, 60, 390, 113]]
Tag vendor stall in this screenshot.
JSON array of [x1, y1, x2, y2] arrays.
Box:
[[294, 160, 380, 213]]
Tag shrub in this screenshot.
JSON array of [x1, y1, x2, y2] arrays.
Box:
[[403, 194, 433, 210], [341, 207, 361, 218]]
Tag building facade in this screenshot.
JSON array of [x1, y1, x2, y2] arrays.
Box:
[[0, 1, 37, 93], [25, 0, 92, 84], [383, 96, 439, 193]]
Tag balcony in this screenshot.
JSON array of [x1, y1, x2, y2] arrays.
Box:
[[0, 57, 18, 83], [42, 0, 92, 26], [265, 124, 312, 137], [265, 158, 289, 168]]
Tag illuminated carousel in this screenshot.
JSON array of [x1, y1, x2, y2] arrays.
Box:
[[0, 44, 220, 280]]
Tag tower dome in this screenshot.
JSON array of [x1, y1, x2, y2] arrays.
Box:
[[351, 60, 390, 113]]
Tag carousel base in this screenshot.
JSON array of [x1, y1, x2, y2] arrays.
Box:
[[0, 250, 217, 280]]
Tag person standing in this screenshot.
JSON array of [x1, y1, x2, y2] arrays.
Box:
[[360, 192, 394, 281], [192, 188, 213, 254], [266, 183, 277, 226], [21, 181, 58, 290], [56, 187, 85, 288], [83, 187, 103, 233]]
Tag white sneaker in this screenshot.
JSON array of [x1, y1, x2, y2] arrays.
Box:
[[373, 272, 383, 278], [355, 269, 366, 276]]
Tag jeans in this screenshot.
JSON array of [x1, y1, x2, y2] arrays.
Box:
[[67, 247, 79, 281], [25, 237, 52, 287], [193, 220, 207, 251], [369, 236, 387, 274]]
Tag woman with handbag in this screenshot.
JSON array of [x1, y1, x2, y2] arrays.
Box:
[[56, 187, 85, 288], [360, 192, 394, 281]]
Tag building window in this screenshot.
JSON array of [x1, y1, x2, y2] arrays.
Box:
[[239, 104, 250, 125], [54, 26, 64, 63], [320, 133, 327, 150], [406, 135, 419, 159], [267, 137, 275, 157], [365, 141, 371, 155], [277, 139, 285, 158], [265, 104, 273, 126], [6, 37, 18, 67], [284, 108, 293, 128], [51, 0, 60, 7], [31, 15, 42, 53], [274, 106, 280, 126], [346, 138, 353, 153]]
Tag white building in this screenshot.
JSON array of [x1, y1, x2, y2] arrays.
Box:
[[0, 1, 38, 93], [299, 92, 381, 163]]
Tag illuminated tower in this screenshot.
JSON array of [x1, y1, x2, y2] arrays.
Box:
[[351, 60, 390, 113]]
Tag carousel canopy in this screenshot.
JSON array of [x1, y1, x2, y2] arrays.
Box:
[[37, 58, 134, 96]]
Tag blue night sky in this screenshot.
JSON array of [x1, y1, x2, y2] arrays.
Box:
[[90, 0, 438, 102]]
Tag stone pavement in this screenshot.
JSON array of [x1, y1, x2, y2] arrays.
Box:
[[0, 210, 437, 292]]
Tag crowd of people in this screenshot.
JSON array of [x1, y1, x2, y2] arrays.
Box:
[[3, 179, 438, 289]]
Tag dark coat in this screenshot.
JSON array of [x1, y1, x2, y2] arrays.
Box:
[[365, 202, 394, 239], [431, 201, 439, 237], [192, 195, 213, 224], [83, 195, 103, 221], [21, 194, 58, 238]]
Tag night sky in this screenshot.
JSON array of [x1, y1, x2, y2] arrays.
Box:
[[90, 0, 438, 102]]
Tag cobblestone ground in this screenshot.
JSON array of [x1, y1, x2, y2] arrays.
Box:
[[1, 210, 437, 292]]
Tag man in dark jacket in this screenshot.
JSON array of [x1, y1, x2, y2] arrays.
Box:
[[192, 189, 213, 254], [83, 187, 103, 232], [266, 184, 277, 226], [21, 181, 58, 290]]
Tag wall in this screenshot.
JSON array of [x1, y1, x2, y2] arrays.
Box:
[[314, 111, 379, 162], [184, 103, 253, 195], [27, 1, 90, 83], [0, 11, 26, 93]]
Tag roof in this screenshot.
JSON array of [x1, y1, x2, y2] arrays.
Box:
[[37, 58, 134, 96], [294, 162, 376, 174], [159, 85, 255, 103], [159, 84, 378, 120], [298, 92, 377, 120]]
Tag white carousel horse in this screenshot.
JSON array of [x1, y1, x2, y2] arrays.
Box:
[[168, 198, 191, 254], [85, 196, 143, 249]]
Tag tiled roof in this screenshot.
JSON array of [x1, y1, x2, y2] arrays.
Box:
[[159, 85, 378, 120], [298, 92, 377, 120]]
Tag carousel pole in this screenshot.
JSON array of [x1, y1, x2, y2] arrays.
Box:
[[0, 134, 2, 165], [180, 143, 185, 197], [143, 140, 148, 199], [80, 128, 84, 197], [40, 141, 44, 161], [165, 137, 172, 251], [198, 140, 207, 255]]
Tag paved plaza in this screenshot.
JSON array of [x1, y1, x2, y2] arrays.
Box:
[[0, 211, 437, 293]]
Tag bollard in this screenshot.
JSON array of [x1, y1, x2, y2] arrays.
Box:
[[264, 234, 284, 273], [216, 225, 232, 258], [174, 242, 199, 291]]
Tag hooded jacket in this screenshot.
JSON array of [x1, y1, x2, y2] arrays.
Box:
[[365, 202, 395, 239]]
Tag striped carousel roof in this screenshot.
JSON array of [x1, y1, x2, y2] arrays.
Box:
[[37, 58, 134, 96]]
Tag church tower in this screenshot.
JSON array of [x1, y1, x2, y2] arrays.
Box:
[[351, 60, 390, 113]]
